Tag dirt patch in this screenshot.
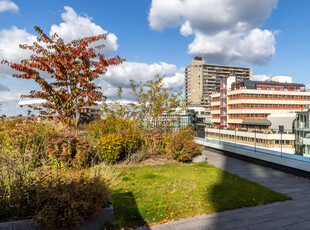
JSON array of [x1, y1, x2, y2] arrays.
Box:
[[141, 155, 176, 166], [118, 155, 177, 168]]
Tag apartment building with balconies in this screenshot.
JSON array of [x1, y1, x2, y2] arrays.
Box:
[[185, 57, 252, 107]]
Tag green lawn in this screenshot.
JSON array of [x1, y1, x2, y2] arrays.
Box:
[[111, 162, 291, 228]]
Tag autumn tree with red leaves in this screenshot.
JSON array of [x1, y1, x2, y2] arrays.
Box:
[[1, 26, 123, 126]]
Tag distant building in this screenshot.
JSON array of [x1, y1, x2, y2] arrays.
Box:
[[211, 80, 310, 129], [267, 113, 296, 132], [296, 107, 310, 157], [185, 57, 252, 107], [186, 106, 211, 125], [266, 75, 292, 83]]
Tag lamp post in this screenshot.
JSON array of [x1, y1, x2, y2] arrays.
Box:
[[255, 128, 257, 152], [281, 131, 283, 157], [235, 128, 236, 148]]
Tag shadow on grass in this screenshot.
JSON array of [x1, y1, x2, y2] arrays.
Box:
[[111, 191, 148, 229]]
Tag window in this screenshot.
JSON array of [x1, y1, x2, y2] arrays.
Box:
[[279, 125, 284, 133]]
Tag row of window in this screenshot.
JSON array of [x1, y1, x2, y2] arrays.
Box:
[[211, 93, 310, 102], [234, 84, 300, 91], [228, 104, 303, 110], [212, 104, 303, 110], [228, 93, 310, 100], [213, 114, 269, 119]]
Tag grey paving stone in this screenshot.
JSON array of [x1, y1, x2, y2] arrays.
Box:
[[166, 220, 208, 230], [206, 224, 248, 230], [225, 206, 283, 220], [12, 220, 36, 230], [0, 222, 13, 230], [282, 220, 310, 230], [246, 216, 306, 230]]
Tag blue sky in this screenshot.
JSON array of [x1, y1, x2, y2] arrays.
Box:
[[0, 0, 310, 115]]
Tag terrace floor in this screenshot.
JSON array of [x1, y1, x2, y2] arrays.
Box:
[[139, 148, 310, 230]]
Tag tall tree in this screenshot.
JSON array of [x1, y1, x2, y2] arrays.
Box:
[[1, 26, 123, 126], [128, 75, 185, 131]]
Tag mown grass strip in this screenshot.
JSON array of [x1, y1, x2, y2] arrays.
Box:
[[111, 162, 291, 228]]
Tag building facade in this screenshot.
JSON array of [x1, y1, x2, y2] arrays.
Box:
[[211, 80, 310, 129], [295, 108, 310, 157], [185, 57, 252, 107]]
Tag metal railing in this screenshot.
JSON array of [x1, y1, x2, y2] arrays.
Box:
[[194, 135, 310, 165]]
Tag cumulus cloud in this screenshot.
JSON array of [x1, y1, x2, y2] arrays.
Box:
[[188, 29, 276, 65], [50, 6, 118, 57], [253, 74, 269, 81], [0, 7, 119, 78], [149, 0, 278, 65], [0, 27, 37, 76], [0, 0, 18, 13], [96, 62, 185, 100]]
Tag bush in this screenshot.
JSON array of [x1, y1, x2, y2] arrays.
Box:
[[0, 118, 65, 187], [97, 133, 124, 163], [84, 114, 143, 163], [0, 118, 57, 169], [165, 128, 203, 162], [143, 130, 165, 155], [46, 136, 94, 168], [0, 168, 110, 229]]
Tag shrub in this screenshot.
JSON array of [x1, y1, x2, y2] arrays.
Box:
[[0, 168, 110, 229], [143, 130, 165, 155], [46, 136, 94, 168], [165, 128, 203, 162], [0, 118, 63, 186], [97, 133, 125, 163], [84, 114, 143, 163]]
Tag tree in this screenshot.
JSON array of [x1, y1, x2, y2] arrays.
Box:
[[128, 75, 185, 131], [1, 26, 123, 126]]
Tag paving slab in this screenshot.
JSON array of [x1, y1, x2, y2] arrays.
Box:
[[140, 149, 310, 230]]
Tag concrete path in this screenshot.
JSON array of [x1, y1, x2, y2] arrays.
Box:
[[139, 149, 310, 230]]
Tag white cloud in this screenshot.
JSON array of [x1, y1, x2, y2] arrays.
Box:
[[0, 0, 18, 13], [180, 21, 193, 37], [188, 29, 276, 65], [0, 7, 119, 78], [0, 87, 29, 102], [97, 62, 184, 100], [50, 6, 118, 57], [0, 26, 37, 76], [148, 0, 278, 65], [253, 74, 269, 81], [148, 0, 183, 31]]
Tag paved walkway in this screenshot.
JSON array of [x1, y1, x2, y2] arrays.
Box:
[[139, 149, 310, 230]]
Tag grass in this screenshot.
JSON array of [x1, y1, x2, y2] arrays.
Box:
[[111, 162, 291, 228]]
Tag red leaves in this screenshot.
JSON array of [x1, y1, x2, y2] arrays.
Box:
[[1, 26, 124, 127]]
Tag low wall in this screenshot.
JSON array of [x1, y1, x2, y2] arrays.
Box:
[[0, 204, 113, 230]]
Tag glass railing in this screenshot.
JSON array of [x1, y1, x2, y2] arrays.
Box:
[[194, 136, 310, 165]]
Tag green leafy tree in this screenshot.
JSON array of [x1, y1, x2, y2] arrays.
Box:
[[128, 75, 185, 131], [1, 26, 124, 126]]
